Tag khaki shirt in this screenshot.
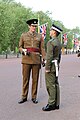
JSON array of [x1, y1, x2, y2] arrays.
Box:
[[19, 31, 46, 64]]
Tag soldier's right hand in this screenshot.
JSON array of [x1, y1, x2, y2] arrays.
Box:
[[22, 49, 27, 55], [22, 49, 30, 56]]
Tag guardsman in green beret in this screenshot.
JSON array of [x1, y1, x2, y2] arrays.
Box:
[[18, 18, 45, 104], [42, 24, 62, 111]]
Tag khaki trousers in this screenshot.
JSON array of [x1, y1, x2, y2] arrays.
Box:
[[22, 64, 40, 99]]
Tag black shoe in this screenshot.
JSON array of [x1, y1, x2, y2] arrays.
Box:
[[18, 98, 27, 104], [32, 98, 38, 104], [55, 105, 59, 109], [42, 104, 56, 111]]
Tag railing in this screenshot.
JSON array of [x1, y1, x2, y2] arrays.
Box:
[[0, 49, 78, 59], [0, 53, 22, 59]]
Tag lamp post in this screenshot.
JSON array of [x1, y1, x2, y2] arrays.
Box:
[[72, 33, 75, 53]]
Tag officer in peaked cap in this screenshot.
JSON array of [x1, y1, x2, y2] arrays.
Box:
[[18, 18, 46, 104], [42, 24, 62, 111], [26, 19, 38, 26]]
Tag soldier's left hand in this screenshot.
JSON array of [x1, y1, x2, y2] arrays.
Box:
[[42, 59, 45, 67]]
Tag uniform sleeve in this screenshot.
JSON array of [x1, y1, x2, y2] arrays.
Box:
[[45, 41, 53, 71], [19, 34, 24, 53], [40, 35, 46, 60]]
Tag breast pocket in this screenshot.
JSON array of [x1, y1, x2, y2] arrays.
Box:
[[34, 38, 40, 48], [24, 37, 31, 47]]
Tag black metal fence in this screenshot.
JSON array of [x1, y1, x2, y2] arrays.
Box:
[[0, 53, 22, 59]]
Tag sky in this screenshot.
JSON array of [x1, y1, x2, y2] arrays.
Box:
[[15, 0, 80, 29]]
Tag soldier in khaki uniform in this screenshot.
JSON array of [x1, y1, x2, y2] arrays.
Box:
[[42, 24, 62, 111], [18, 19, 45, 104]]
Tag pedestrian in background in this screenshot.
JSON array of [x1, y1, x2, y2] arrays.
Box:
[[77, 52, 80, 77], [18, 18, 45, 104], [42, 24, 62, 111], [77, 52, 80, 57]]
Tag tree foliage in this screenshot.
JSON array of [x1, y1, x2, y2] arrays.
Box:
[[0, 0, 80, 53]]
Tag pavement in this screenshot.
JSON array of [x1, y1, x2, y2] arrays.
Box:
[[0, 54, 80, 120]]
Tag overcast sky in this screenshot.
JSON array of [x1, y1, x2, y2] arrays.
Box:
[[15, 0, 80, 29]]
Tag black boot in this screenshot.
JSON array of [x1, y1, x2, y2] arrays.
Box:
[[55, 105, 59, 109], [42, 104, 56, 111], [32, 98, 38, 104], [18, 98, 27, 104]]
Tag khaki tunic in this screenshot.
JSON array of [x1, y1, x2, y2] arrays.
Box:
[[19, 31, 45, 64]]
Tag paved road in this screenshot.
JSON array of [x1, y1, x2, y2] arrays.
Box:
[[0, 54, 80, 120]]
